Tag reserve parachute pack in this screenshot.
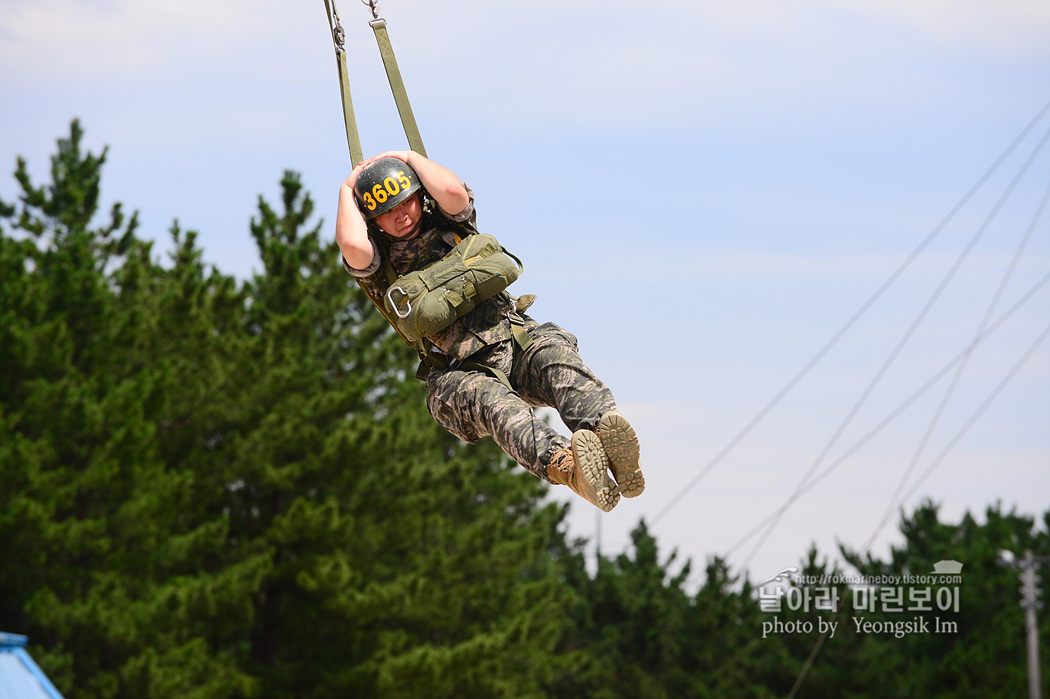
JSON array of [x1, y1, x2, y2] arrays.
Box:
[[382, 232, 523, 342]]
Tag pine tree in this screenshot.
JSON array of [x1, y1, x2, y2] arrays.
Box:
[[548, 521, 707, 698], [839, 500, 1050, 699], [1, 121, 583, 699], [0, 120, 266, 697]]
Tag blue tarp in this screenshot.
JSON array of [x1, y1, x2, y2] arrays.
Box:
[[0, 633, 66, 699]]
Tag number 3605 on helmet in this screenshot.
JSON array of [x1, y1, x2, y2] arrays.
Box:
[[354, 157, 423, 220]]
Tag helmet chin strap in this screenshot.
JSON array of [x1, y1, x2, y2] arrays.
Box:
[[400, 221, 423, 240]]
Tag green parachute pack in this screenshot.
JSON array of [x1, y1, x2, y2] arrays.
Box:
[[383, 233, 523, 342]]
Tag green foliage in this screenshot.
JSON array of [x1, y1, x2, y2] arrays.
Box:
[[0, 121, 571, 698], [545, 522, 788, 699], [2, 121, 1046, 699], [837, 500, 1050, 699]]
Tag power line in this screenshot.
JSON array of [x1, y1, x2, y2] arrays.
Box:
[[650, 95, 1050, 528], [873, 322, 1050, 541], [783, 123, 1050, 695], [723, 269, 1050, 556], [786, 319, 1050, 699], [738, 121, 1050, 572], [870, 174, 1050, 551]]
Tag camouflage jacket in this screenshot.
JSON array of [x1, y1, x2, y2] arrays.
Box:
[[343, 187, 516, 360]]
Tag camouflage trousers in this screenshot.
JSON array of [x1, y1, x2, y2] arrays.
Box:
[[425, 321, 618, 482]]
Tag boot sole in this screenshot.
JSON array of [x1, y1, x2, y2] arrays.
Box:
[[598, 412, 644, 498], [571, 430, 620, 512]]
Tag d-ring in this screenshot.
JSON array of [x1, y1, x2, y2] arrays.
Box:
[[386, 285, 412, 319]]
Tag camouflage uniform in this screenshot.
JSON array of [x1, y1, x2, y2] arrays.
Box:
[[344, 188, 618, 481]]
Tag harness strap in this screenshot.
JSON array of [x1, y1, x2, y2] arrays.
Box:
[[360, 233, 432, 363], [369, 18, 427, 157], [413, 314, 533, 387], [450, 314, 534, 389], [509, 313, 535, 352], [321, 1, 424, 161], [322, 0, 364, 165], [460, 360, 512, 389]]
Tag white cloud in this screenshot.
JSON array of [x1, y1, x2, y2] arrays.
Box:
[[399, 0, 1050, 128], [6, 0, 1046, 129], [0, 0, 301, 84], [811, 0, 1050, 56]]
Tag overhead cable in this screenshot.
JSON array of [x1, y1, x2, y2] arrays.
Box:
[[739, 121, 1050, 571], [650, 96, 1050, 527]]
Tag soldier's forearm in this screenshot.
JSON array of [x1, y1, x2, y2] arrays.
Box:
[[335, 180, 374, 270]]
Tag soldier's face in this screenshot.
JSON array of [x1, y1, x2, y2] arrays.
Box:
[[375, 193, 422, 239]]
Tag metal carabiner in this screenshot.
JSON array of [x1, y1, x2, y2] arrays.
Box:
[[386, 285, 412, 319], [332, 21, 346, 51], [361, 0, 381, 21]]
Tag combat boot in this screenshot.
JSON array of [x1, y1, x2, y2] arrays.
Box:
[[597, 411, 644, 498], [546, 430, 620, 512]]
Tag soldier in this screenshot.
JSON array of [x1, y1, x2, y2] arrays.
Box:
[[335, 151, 644, 511]]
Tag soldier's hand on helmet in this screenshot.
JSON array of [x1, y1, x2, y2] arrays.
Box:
[[347, 155, 384, 193], [357, 151, 410, 170], [347, 152, 407, 192], [345, 168, 360, 192], [372, 150, 412, 163]]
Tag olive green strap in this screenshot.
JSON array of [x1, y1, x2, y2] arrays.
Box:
[[461, 360, 512, 389], [508, 312, 535, 352], [512, 326, 534, 352], [369, 18, 427, 157], [367, 234, 432, 359], [323, 0, 364, 165], [502, 247, 525, 276]]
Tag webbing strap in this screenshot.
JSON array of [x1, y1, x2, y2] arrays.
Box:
[[335, 48, 365, 165], [323, 0, 364, 164], [512, 327, 535, 352], [369, 234, 430, 356], [462, 360, 512, 389], [370, 19, 427, 157], [509, 314, 535, 352]]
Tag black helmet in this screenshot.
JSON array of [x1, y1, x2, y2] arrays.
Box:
[[354, 157, 423, 219]]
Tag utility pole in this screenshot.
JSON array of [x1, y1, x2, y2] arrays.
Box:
[[999, 548, 1047, 699], [1022, 551, 1043, 699]]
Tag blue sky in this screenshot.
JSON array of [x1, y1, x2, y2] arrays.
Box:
[[2, 0, 1048, 583]]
